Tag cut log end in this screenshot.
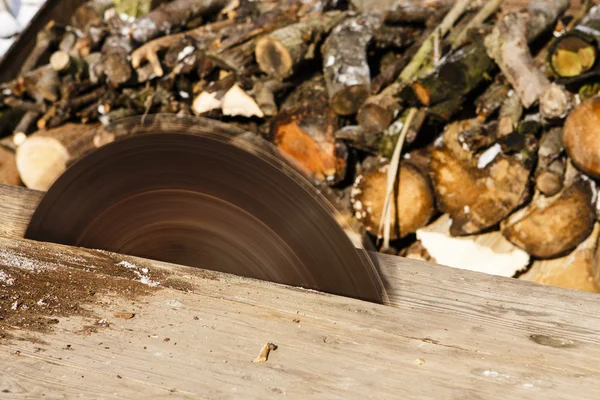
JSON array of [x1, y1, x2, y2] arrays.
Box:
[[16, 136, 70, 191], [331, 85, 369, 116], [255, 37, 293, 79], [50, 51, 71, 72], [550, 35, 596, 78], [351, 162, 435, 240]]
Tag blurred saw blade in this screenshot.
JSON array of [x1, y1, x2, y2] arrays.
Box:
[[24, 114, 387, 304]]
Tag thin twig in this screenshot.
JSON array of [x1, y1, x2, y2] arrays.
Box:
[[452, 0, 503, 49], [399, 0, 471, 82], [377, 107, 418, 251], [433, 29, 441, 66]]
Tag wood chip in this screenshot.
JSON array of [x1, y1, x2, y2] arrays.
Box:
[[113, 312, 136, 319], [253, 342, 277, 363]]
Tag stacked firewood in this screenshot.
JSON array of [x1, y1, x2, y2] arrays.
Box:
[[1, 0, 599, 293]]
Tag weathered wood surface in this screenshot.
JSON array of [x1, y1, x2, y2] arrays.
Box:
[[2, 183, 600, 398], [1, 234, 600, 399]]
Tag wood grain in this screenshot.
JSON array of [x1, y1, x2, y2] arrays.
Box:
[[1, 235, 600, 399], [2, 184, 600, 398]]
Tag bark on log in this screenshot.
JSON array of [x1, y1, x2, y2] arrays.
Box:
[[349, 0, 454, 15], [497, 93, 523, 137], [402, 37, 496, 111], [356, 82, 404, 134], [535, 127, 566, 196], [253, 79, 288, 116], [501, 163, 596, 259], [322, 14, 382, 116], [131, 19, 234, 78], [130, 0, 233, 43], [484, 0, 570, 110], [475, 79, 510, 119], [19, 22, 63, 75], [255, 11, 346, 80], [101, 35, 134, 86]]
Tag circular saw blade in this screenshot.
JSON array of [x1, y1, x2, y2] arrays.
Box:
[[25, 115, 386, 304]]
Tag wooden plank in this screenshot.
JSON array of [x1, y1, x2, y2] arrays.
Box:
[[2, 235, 600, 399]]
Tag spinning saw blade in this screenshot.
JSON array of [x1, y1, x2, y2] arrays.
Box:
[[24, 115, 387, 304]]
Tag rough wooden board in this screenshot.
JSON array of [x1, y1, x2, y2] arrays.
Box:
[[2, 233, 600, 398]]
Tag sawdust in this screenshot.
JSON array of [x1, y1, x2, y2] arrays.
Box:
[[0, 243, 169, 340]]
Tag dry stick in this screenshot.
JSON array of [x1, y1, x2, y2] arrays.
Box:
[[131, 19, 234, 77], [485, 8, 573, 117], [130, 0, 234, 43], [535, 127, 566, 196], [322, 14, 381, 116], [452, 0, 502, 49], [399, 0, 471, 82], [357, 0, 470, 133], [377, 107, 417, 251]]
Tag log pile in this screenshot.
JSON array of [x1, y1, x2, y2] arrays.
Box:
[[1, 0, 600, 294]]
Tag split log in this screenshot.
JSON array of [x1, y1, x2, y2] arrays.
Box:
[[130, 0, 234, 44], [255, 11, 346, 80], [322, 14, 381, 116], [563, 95, 600, 178], [501, 163, 596, 259], [191, 73, 236, 114], [535, 127, 566, 196], [15, 123, 101, 191], [221, 84, 264, 118], [350, 160, 435, 239], [416, 214, 530, 277], [430, 119, 533, 236], [269, 74, 345, 184], [520, 223, 600, 293]]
